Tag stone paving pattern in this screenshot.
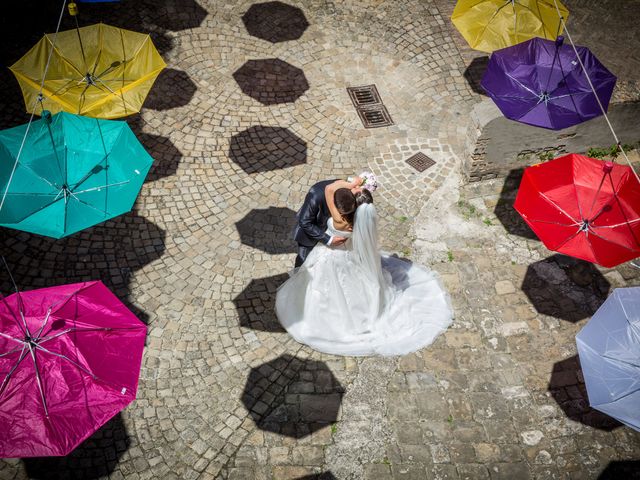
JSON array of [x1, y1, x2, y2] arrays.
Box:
[[0, 0, 639, 479]]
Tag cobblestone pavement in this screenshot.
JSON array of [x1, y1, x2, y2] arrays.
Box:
[[1, 1, 640, 479]]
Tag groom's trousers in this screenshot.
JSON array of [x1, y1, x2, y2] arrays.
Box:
[[295, 244, 314, 268]]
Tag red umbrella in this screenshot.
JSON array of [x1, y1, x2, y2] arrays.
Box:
[[515, 153, 640, 268], [0, 281, 146, 457]]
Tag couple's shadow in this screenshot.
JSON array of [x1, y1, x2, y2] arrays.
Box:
[[233, 253, 413, 333]]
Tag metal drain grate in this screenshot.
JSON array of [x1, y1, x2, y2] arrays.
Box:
[[347, 84, 381, 107], [347, 84, 394, 128], [406, 152, 436, 172], [356, 105, 394, 128]]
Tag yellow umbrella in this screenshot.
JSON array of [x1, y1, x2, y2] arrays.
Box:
[[451, 0, 569, 53], [10, 23, 166, 119]]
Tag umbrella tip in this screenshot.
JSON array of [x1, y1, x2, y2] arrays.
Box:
[[603, 161, 614, 173], [555, 36, 565, 47], [42, 110, 52, 124]]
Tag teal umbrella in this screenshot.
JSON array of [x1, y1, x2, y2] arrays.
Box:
[[0, 111, 152, 238]]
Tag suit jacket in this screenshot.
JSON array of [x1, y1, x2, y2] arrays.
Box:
[[293, 179, 336, 247]]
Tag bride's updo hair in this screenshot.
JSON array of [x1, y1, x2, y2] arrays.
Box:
[[355, 189, 373, 207]]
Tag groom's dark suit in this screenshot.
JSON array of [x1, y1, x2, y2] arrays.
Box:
[[293, 179, 335, 267]]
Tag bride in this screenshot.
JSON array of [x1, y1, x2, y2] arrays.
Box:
[[275, 178, 453, 356]]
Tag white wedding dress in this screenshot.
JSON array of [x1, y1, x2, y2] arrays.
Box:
[[275, 204, 453, 356]]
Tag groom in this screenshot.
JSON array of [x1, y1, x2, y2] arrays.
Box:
[[293, 179, 360, 267]]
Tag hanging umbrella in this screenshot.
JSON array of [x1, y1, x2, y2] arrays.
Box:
[[481, 36, 616, 130], [0, 111, 153, 238], [0, 281, 146, 457], [576, 287, 640, 432], [10, 23, 166, 119], [514, 153, 640, 268], [451, 0, 569, 53]]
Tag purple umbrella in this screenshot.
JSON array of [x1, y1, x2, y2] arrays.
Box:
[[481, 37, 616, 130]]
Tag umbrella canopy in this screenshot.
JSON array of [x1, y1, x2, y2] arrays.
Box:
[[451, 0, 569, 53], [576, 287, 640, 432], [481, 36, 616, 130], [0, 281, 146, 457], [514, 153, 640, 268], [10, 23, 166, 119], [0, 111, 153, 238]]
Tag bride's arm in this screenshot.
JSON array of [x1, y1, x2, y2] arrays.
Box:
[[325, 177, 361, 223]]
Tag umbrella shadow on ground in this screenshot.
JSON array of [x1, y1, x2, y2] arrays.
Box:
[[138, 0, 208, 32], [0, 69, 30, 130], [295, 473, 338, 480], [235, 207, 297, 254], [233, 59, 309, 105], [463, 56, 489, 95], [548, 355, 623, 431], [521, 255, 610, 322], [242, 354, 344, 438], [128, 116, 183, 182], [242, 1, 309, 43], [598, 461, 640, 479], [0, 211, 166, 326], [23, 412, 130, 479], [143, 68, 198, 111], [228, 126, 307, 174], [494, 168, 539, 240], [233, 273, 289, 332]]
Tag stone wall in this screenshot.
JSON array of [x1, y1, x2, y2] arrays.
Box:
[[466, 101, 640, 182]]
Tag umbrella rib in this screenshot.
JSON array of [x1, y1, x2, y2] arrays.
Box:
[[67, 191, 112, 218], [91, 75, 135, 117], [4, 192, 66, 225], [35, 344, 98, 380], [46, 37, 85, 78], [601, 353, 640, 370], [15, 162, 60, 190], [74, 180, 131, 195], [38, 326, 116, 345], [477, 0, 513, 48], [50, 77, 84, 98], [2, 192, 58, 197], [45, 283, 95, 317], [587, 229, 639, 253], [69, 156, 109, 192], [0, 345, 23, 358], [27, 342, 49, 417], [33, 308, 53, 341], [492, 94, 538, 100], [0, 345, 28, 400], [550, 227, 582, 251], [525, 218, 578, 227], [0, 331, 23, 344], [539, 192, 580, 223], [504, 72, 539, 98], [0, 295, 25, 337], [592, 217, 640, 229], [600, 173, 640, 248], [554, 50, 586, 123]]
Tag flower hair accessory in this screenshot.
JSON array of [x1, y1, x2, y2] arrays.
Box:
[[357, 171, 378, 192]]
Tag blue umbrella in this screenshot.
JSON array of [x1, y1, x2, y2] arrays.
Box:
[[576, 287, 640, 431], [0, 111, 153, 238]]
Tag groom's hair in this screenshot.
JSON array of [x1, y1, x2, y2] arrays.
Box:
[[334, 188, 357, 218]]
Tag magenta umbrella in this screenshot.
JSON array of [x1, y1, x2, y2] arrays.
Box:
[[0, 281, 145, 458]]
